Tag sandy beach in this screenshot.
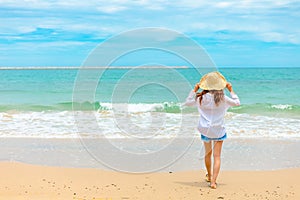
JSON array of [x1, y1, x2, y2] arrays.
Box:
[[0, 162, 299, 200]]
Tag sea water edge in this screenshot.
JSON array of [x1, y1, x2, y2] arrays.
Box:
[[0, 67, 299, 170]]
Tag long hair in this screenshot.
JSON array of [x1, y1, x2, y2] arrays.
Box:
[[196, 90, 224, 106]]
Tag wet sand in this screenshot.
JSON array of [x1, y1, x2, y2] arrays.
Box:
[[1, 137, 300, 171]]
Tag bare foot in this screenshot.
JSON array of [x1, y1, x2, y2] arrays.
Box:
[[205, 174, 211, 182], [210, 182, 217, 189]]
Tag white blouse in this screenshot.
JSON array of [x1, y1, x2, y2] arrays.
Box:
[[185, 90, 240, 139]]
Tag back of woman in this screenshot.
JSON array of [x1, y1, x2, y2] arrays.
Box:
[[185, 71, 240, 189]]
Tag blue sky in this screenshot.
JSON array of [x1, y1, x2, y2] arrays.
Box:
[[0, 0, 300, 67]]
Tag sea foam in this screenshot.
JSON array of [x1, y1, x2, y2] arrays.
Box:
[[0, 110, 299, 139]]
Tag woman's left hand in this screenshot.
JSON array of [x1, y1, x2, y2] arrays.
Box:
[[194, 83, 200, 92]]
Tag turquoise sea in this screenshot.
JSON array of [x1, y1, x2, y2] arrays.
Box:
[[0, 67, 299, 139]]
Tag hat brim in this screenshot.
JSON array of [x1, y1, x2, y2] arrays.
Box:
[[198, 71, 227, 90]]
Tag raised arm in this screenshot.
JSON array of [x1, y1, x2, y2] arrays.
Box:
[[184, 84, 200, 107], [225, 82, 240, 106]]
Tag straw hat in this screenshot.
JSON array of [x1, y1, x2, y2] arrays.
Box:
[[198, 71, 227, 90]]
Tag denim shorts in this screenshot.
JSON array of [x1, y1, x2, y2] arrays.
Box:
[[201, 133, 227, 143]]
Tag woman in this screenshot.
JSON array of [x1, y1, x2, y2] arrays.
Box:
[[185, 71, 240, 189]]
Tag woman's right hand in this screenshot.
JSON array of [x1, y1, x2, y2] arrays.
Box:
[[226, 82, 233, 92]]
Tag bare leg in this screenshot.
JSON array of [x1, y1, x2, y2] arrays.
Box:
[[211, 140, 224, 189], [203, 141, 212, 181]]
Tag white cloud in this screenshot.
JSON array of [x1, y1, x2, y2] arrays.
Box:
[[122, 27, 182, 42], [96, 5, 127, 14], [0, 0, 299, 45], [231, 0, 297, 9], [215, 1, 233, 8], [0, 0, 51, 8], [259, 32, 300, 44], [0, 0, 298, 10]]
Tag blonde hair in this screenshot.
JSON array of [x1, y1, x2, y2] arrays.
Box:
[[210, 90, 225, 106], [196, 90, 224, 106]]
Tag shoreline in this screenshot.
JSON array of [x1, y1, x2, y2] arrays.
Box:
[[0, 161, 299, 200], [1, 137, 300, 172]]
